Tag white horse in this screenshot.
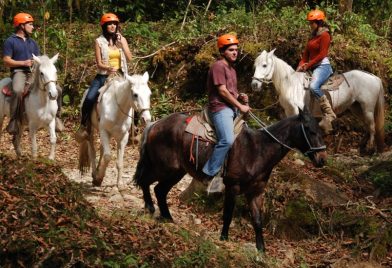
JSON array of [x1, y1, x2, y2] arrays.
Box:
[[251, 49, 385, 153], [0, 54, 59, 159], [78, 72, 152, 188]]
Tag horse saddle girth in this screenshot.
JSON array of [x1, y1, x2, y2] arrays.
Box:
[[304, 73, 347, 92], [184, 107, 245, 143]]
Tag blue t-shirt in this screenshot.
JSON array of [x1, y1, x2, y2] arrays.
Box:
[[3, 34, 40, 71]]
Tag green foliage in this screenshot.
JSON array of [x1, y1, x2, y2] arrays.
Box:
[[173, 240, 215, 268], [360, 160, 392, 196]]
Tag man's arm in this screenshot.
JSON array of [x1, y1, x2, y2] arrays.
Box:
[[3, 55, 33, 68], [217, 84, 250, 113]]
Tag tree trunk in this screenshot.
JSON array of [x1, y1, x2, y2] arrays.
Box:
[[339, 0, 353, 14]]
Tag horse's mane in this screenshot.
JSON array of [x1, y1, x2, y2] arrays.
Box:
[[260, 115, 297, 135], [270, 53, 305, 101]]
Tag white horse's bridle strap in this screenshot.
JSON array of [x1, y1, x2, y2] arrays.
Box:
[[41, 80, 57, 91], [252, 76, 272, 84]]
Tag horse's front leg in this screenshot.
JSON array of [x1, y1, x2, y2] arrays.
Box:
[[28, 124, 39, 159], [247, 192, 265, 252], [220, 186, 237, 241], [116, 131, 129, 189], [48, 119, 56, 160], [96, 130, 111, 185]]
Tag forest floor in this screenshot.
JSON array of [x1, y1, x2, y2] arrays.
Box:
[[1, 117, 391, 267]]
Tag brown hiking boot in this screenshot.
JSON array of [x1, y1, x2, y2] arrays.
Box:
[[55, 117, 65, 132], [318, 95, 336, 134], [75, 125, 88, 143], [6, 119, 18, 135]]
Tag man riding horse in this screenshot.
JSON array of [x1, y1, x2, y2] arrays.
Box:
[[2, 12, 63, 135], [201, 34, 250, 182]]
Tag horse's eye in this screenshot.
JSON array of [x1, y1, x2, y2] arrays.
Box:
[[262, 64, 267, 68], [133, 93, 138, 99], [40, 72, 44, 76]]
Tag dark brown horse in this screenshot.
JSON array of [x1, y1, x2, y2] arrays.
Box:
[[133, 108, 327, 251]]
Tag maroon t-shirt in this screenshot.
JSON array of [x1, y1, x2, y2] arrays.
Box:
[[207, 59, 238, 113]]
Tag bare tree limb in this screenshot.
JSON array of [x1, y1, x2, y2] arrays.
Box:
[[132, 41, 176, 59], [181, 0, 192, 31]]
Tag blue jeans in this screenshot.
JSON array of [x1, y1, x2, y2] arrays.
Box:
[[202, 107, 235, 177], [81, 74, 108, 125], [310, 64, 333, 99]]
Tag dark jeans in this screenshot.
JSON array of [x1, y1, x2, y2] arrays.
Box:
[[81, 74, 108, 126]]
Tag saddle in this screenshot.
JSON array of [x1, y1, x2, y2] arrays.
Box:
[[1, 79, 13, 96], [303, 72, 347, 92], [184, 107, 245, 143]]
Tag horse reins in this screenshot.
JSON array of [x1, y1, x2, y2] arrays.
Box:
[[248, 111, 326, 156]]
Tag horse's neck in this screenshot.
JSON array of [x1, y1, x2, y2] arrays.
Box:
[[110, 80, 133, 113], [261, 119, 295, 158], [272, 57, 305, 100]]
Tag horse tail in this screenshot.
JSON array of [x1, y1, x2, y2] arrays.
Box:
[[374, 79, 385, 152], [133, 122, 154, 188], [78, 139, 90, 174]]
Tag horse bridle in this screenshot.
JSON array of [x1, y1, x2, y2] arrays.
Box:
[[248, 111, 326, 156], [114, 90, 150, 119], [251, 76, 272, 84], [41, 79, 57, 91]]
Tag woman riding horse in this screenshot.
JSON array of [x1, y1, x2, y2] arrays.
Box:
[[76, 12, 132, 142], [296, 9, 336, 133]]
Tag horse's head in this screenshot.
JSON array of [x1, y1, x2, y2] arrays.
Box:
[[295, 107, 327, 167], [251, 49, 276, 92], [125, 72, 152, 124], [32, 54, 59, 100]]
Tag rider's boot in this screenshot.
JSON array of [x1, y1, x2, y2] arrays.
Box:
[[318, 95, 336, 134], [6, 95, 20, 135]]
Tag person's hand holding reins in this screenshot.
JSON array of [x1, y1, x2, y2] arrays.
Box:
[[296, 63, 308, 72], [23, 59, 34, 67]]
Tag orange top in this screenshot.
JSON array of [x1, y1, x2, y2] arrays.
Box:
[[299, 31, 331, 70]]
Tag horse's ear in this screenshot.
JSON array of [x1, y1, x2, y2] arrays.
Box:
[[268, 48, 276, 57], [142, 72, 149, 83], [32, 54, 41, 64], [50, 53, 59, 64]]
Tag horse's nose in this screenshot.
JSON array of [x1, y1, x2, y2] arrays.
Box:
[[140, 110, 152, 124], [251, 80, 262, 92]]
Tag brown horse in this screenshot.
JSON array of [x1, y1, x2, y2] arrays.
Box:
[[133, 108, 327, 251]]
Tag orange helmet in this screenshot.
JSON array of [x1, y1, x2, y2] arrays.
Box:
[[217, 34, 239, 49], [13, 13, 34, 27], [306, 9, 326, 21], [100, 13, 119, 26]]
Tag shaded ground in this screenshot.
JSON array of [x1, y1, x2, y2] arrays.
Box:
[[0, 118, 391, 267]]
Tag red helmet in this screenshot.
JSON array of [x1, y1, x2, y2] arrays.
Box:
[[217, 34, 239, 49], [307, 10, 326, 21], [100, 13, 119, 26], [13, 13, 34, 27]]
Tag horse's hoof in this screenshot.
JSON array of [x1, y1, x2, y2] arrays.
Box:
[[220, 235, 228, 241]]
